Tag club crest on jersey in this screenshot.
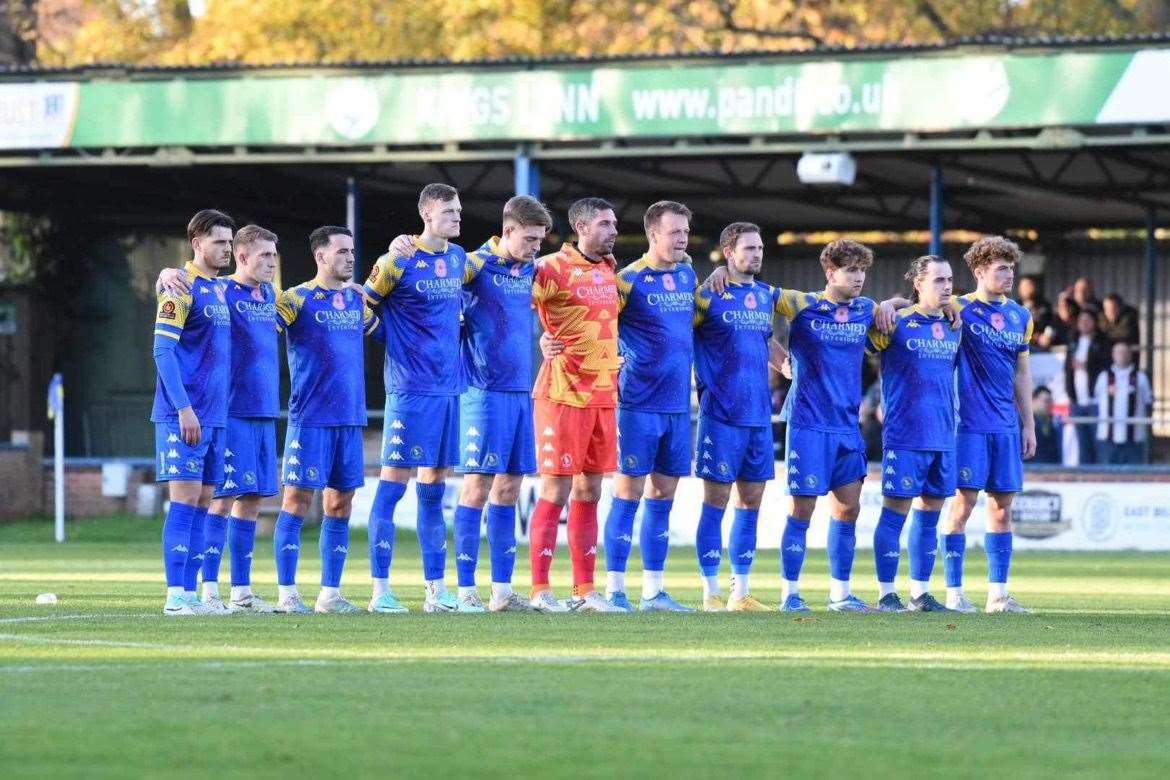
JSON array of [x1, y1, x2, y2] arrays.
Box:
[[663, 273, 676, 291], [744, 293, 758, 310], [332, 292, 346, 310], [251, 286, 265, 302], [931, 322, 946, 339], [834, 306, 849, 323], [1008, 309, 1021, 324], [990, 312, 1006, 331]]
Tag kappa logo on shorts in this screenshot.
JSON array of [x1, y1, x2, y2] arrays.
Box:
[[224, 464, 236, 474], [287, 455, 301, 466], [410, 445, 424, 460]]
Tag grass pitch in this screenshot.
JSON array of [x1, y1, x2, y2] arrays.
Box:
[[1, 516, 1168, 778]]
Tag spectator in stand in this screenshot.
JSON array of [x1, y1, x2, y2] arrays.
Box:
[[1031, 386, 1062, 464], [1065, 310, 1112, 465], [1098, 293, 1141, 349], [1017, 275, 1053, 350], [1094, 342, 1153, 465], [1038, 293, 1078, 349], [1068, 276, 1101, 316]]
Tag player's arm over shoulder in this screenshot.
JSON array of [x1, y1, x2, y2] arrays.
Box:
[[773, 288, 810, 319], [364, 253, 404, 302], [275, 286, 307, 330], [866, 308, 902, 354]]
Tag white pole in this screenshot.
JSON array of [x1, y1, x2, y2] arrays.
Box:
[[52, 375, 65, 543]]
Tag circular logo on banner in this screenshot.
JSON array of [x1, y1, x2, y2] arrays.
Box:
[[325, 80, 381, 140], [1081, 493, 1119, 543]]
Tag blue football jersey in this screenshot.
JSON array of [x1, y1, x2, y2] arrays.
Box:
[[868, 307, 961, 450], [955, 293, 1032, 433], [151, 261, 230, 426], [365, 239, 466, 396], [223, 279, 279, 418], [693, 282, 776, 427], [778, 291, 877, 433], [615, 255, 696, 414], [461, 238, 536, 392], [277, 283, 380, 427]]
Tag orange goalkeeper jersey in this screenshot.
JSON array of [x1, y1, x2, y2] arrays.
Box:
[[532, 243, 620, 409]]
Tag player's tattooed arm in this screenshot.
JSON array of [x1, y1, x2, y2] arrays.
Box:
[[701, 265, 730, 295], [156, 267, 191, 295], [388, 235, 415, 257], [1014, 352, 1038, 459]]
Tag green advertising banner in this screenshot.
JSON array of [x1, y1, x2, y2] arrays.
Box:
[[1, 47, 1168, 150]]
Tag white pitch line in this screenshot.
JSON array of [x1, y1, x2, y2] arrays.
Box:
[[0, 613, 156, 624]]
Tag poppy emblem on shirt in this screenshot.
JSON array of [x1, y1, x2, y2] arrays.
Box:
[[744, 293, 758, 310], [332, 292, 346, 310], [663, 273, 676, 291], [251, 287, 265, 302], [510, 264, 521, 277], [931, 322, 945, 340], [434, 258, 448, 278], [834, 307, 849, 323], [990, 312, 1006, 331], [591, 270, 604, 284]]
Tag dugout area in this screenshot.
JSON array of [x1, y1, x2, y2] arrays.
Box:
[[0, 35, 1168, 459]]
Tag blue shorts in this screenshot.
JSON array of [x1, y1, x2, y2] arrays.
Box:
[[381, 392, 459, 468], [880, 448, 956, 499], [695, 415, 774, 483], [282, 425, 365, 491], [956, 430, 1023, 493], [617, 409, 693, 477], [784, 425, 867, 496], [214, 417, 279, 498], [155, 423, 225, 485], [456, 387, 536, 475]]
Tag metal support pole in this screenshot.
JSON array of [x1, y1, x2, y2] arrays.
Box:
[[514, 147, 540, 199], [49, 373, 64, 543], [929, 162, 944, 256], [346, 176, 361, 279]]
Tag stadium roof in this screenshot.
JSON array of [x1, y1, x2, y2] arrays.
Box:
[[0, 34, 1167, 234]]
